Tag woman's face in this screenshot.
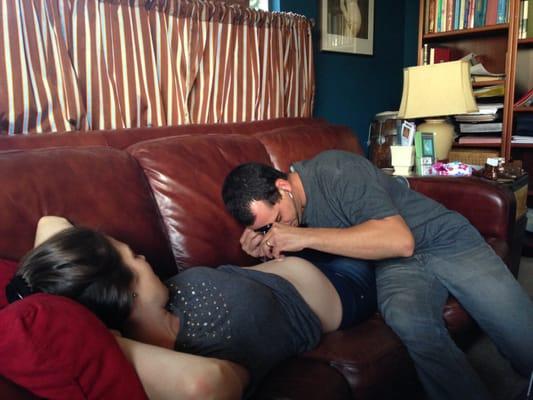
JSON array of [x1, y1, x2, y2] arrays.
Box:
[[108, 237, 169, 310]]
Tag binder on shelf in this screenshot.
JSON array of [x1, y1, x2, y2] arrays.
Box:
[[414, 131, 436, 176]]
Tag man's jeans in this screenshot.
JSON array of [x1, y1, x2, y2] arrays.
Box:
[[376, 242, 533, 400], [295, 249, 377, 328]]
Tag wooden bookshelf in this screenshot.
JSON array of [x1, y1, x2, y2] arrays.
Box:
[[418, 1, 532, 161], [418, 1, 533, 255], [422, 23, 509, 40]]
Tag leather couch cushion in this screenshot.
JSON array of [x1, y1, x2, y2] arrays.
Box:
[[302, 315, 420, 398], [0, 293, 147, 400], [128, 134, 272, 270], [0, 147, 176, 279]]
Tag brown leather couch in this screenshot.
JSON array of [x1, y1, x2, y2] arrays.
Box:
[[0, 118, 521, 399]]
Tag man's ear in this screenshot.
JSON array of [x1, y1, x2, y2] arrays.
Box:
[[274, 178, 291, 193]]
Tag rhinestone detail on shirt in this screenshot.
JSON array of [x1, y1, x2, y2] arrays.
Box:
[[167, 281, 232, 348]]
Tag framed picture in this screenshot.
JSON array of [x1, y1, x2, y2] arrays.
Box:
[[320, 0, 374, 55]]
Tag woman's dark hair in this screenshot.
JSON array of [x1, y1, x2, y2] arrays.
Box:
[[222, 162, 287, 226], [11, 227, 134, 330]]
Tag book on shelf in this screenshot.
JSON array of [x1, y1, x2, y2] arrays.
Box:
[[447, 0, 455, 31], [519, 0, 529, 39], [486, 0, 499, 25], [455, 103, 503, 123], [472, 75, 505, 82], [456, 135, 502, 144], [497, 0, 509, 23], [474, 84, 505, 98], [426, 0, 508, 33], [462, 53, 505, 80], [426, 46, 455, 64], [459, 121, 503, 132], [456, 113, 499, 122], [512, 135, 533, 143], [529, 0, 533, 36], [515, 89, 533, 107], [474, 0, 488, 27]]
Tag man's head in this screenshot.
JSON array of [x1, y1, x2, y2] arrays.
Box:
[[222, 162, 301, 230]]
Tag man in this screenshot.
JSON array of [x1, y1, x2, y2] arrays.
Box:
[[222, 149, 533, 400]]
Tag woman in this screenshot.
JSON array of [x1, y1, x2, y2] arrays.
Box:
[[6, 216, 375, 399]]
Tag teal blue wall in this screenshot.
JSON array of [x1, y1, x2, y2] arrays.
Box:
[[279, 1, 419, 151]]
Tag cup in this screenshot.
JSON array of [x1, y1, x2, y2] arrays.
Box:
[[390, 145, 415, 176]]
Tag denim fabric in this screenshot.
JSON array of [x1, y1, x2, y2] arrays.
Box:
[[376, 242, 533, 400], [294, 250, 377, 328]]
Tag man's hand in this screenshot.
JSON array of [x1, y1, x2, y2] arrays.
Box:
[[261, 223, 307, 259], [240, 228, 273, 259]]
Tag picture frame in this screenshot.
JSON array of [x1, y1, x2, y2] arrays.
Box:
[[400, 121, 416, 146], [320, 0, 374, 55]]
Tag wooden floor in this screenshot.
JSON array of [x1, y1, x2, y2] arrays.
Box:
[[465, 257, 532, 400]]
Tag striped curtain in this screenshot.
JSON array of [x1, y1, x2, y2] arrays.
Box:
[[0, 0, 314, 134]]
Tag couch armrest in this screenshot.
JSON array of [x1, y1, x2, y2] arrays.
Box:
[[407, 176, 516, 241], [407, 176, 521, 275]]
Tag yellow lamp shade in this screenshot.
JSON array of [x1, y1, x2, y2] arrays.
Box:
[[397, 60, 478, 161]]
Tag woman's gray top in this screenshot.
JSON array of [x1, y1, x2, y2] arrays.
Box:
[[166, 265, 321, 387]]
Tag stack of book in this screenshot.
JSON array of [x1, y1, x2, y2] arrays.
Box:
[[463, 52, 506, 83], [426, 0, 509, 34], [454, 103, 503, 144]]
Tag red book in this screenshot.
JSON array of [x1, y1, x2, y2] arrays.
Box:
[[486, 0, 498, 25], [434, 47, 452, 63]]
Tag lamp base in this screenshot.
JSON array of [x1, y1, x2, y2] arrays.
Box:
[[417, 118, 455, 161]]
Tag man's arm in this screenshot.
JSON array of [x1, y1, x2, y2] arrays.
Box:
[[262, 215, 415, 260], [34, 216, 74, 247], [116, 336, 249, 400]]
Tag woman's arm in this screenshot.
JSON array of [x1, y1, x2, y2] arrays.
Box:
[[34, 216, 74, 247], [115, 336, 249, 400]]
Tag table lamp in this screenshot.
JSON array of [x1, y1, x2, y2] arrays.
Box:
[[397, 60, 478, 161]]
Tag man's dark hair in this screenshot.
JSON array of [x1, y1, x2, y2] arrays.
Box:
[[222, 162, 287, 226], [16, 227, 134, 330]]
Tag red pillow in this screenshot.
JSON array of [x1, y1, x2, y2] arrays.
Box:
[[0, 293, 148, 400], [0, 258, 18, 309]]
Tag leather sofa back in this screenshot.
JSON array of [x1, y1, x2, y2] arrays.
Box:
[[0, 118, 326, 152], [0, 146, 176, 278], [0, 119, 516, 278], [0, 120, 358, 279], [129, 134, 269, 270]]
